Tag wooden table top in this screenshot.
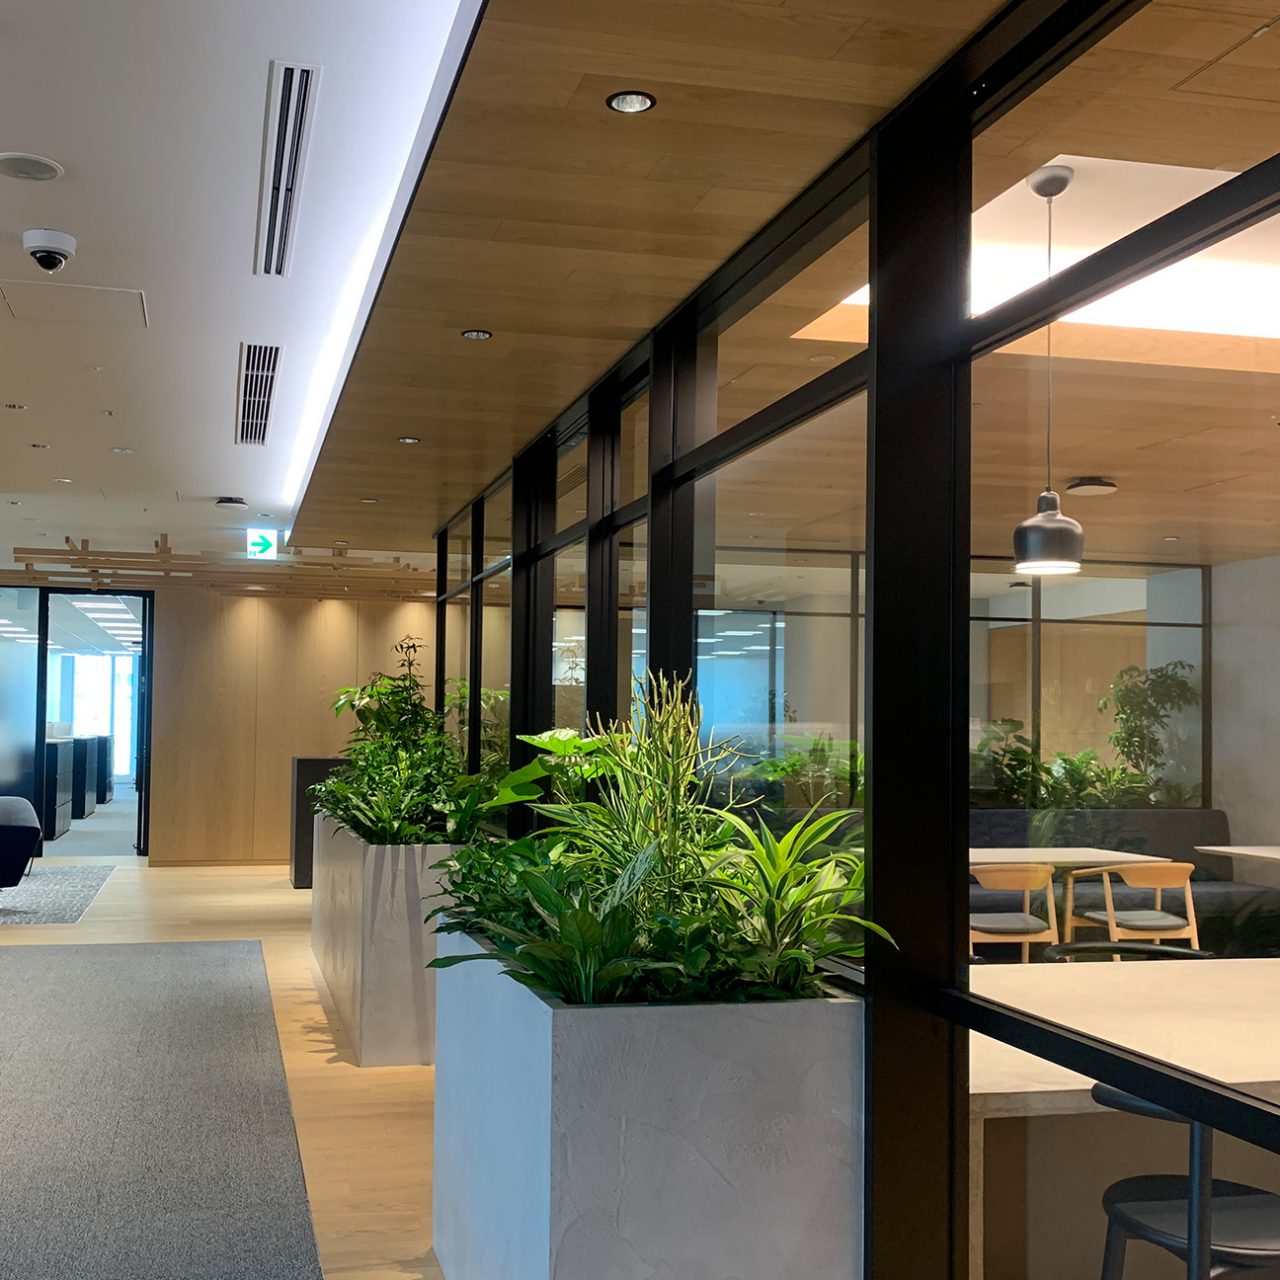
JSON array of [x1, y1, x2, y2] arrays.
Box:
[[969, 847, 1170, 868], [969, 957, 1280, 1118], [1198, 846, 1280, 862]]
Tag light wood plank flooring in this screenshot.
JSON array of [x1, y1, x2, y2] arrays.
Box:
[[0, 859, 442, 1280]]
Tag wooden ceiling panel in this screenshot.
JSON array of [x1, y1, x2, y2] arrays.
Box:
[[294, 0, 1006, 548]]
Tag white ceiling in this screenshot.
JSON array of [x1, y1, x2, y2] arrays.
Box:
[[0, 0, 478, 568]]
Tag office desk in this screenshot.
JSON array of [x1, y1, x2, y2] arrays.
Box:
[[969, 959, 1280, 1278], [1198, 845, 1280, 888], [969, 847, 1169, 869]]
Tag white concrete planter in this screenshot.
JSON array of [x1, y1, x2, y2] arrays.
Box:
[[310, 813, 453, 1067], [433, 930, 864, 1280]]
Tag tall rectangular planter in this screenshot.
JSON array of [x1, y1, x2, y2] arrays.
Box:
[[433, 930, 864, 1280], [310, 813, 452, 1066]]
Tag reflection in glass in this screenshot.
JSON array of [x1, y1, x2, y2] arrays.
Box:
[[442, 598, 471, 757], [553, 544, 587, 729], [618, 522, 647, 715], [693, 394, 865, 822], [446, 515, 471, 591], [556, 433, 588, 531], [483, 482, 513, 569], [619, 393, 650, 506]]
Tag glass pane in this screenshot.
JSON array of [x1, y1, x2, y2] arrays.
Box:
[[446, 514, 471, 590], [556, 432, 588, 532], [482, 481, 512, 569], [442, 597, 471, 756], [0, 586, 40, 804], [553, 543, 587, 729], [478, 569, 511, 795], [619, 393, 649, 506], [972, 2, 1280, 314], [618, 521, 648, 716], [712, 220, 868, 440], [964, 203, 1280, 1109], [693, 393, 865, 826]]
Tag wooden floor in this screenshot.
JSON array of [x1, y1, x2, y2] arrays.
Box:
[[0, 858, 442, 1280]]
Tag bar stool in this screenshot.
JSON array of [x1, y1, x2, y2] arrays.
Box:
[[1092, 1083, 1280, 1279], [969, 863, 1059, 963]]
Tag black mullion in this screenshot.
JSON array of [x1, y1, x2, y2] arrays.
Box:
[[434, 532, 447, 716], [34, 589, 49, 841], [467, 500, 485, 776], [1031, 579, 1043, 758], [646, 317, 698, 683], [668, 350, 869, 485], [970, 151, 1280, 359], [527, 519, 589, 561], [941, 989, 1280, 1155], [1201, 566, 1213, 808], [585, 381, 621, 725], [865, 69, 972, 1280]]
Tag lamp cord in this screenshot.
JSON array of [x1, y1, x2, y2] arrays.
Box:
[[1045, 195, 1054, 493]]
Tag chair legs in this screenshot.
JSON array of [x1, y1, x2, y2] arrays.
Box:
[[1100, 1220, 1127, 1280]]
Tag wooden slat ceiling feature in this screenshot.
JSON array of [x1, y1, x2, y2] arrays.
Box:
[[292, 0, 1008, 549], [689, 332, 1280, 571], [973, 0, 1280, 208]]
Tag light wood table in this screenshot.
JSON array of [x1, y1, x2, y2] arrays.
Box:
[[968, 958, 1280, 1278], [1198, 845, 1280, 888], [969, 846, 1170, 868]]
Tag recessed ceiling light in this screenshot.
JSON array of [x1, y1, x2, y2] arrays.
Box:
[[102, 409, 114, 418], [29, 442, 48, 449], [461, 328, 493, 341], [605, 90, 656, 114], [398, 436, 421, 445], [111, 446, 133, 455], [333, 539, 348, 546], [1066, 476, 1118, 497], [89, 365, 103, 373], [0, 152, 64, 181], [4, 403, 27, 411], [1163, 535, 1181, 543], [360, 497, 378, 504], [7, 500, 20, 506], [214, 496, 248, 510], [258, 512, 272, 519], [54, 477, 71, 484]]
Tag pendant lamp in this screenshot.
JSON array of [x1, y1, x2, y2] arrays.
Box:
[[1013, 164, 1084, 576]]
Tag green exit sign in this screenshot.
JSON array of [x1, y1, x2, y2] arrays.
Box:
[[247, 527, 278, 560]]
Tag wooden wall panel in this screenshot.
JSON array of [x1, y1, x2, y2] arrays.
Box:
[[250, 599, 360, 863], [148, 590, 436, 866], [149, 592, 260, 864]]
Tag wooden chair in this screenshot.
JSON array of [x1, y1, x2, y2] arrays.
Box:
[[1064, 861, 1200, 953], [969, 863, 1059, 963]]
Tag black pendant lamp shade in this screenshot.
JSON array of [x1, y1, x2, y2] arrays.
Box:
[[1012, 164, 1084, 576], [1014, 489, 1084, 575]]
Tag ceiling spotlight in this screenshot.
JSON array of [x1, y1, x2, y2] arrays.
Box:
[[0, 152, 64, 181], [54, 477, 71, 484], [103, 410, 115, 418], [214, 496, 248, 510], [1066, 476, 1118, 496], [461, 329, 492, 341], [398, 436, 421, 445], [111, 446, 133, 455], [1163, 535, 1181, 543], [606, 90, 656, 114]]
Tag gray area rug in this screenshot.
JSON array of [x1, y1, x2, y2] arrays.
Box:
[[0, 865, 114, 924], [0, 941, 323, 1279]]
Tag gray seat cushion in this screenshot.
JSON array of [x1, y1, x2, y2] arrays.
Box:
[[970, 912, 1048, 934], [0, 796, 41, 888], [1081, 908, 1188, 931]]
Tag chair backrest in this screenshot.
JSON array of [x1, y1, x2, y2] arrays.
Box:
[[970, 863, 1055, 892], [1113, 861, 1195, 890], [1043, 941, 1214, 962]]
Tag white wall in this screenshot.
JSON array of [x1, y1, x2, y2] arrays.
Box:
[[1212, 555, 1280, 840]]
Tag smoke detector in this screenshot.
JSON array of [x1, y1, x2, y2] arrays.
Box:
[[215, 496, 248, 510]]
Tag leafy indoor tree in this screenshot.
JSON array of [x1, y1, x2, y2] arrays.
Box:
[[1098, 660, 1200, 777]]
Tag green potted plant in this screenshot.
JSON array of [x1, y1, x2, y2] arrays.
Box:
[[428, 674, 887, 1279], [309, 637, 473, 1068]]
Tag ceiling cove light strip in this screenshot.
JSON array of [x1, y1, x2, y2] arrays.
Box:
[[279, 0, 485, 512]]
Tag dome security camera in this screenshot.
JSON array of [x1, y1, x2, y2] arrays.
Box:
[[23, 228, 76, 272]]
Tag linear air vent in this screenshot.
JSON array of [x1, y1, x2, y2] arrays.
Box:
[[254, 60, 319, 276], [236, 343, 281, 445]]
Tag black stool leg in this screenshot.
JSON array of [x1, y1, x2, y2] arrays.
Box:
[[1101, 1219, 1127, 1280]]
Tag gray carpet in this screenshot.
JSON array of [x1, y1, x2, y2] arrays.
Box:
[[0, 865, 114, 924], [44, 784, 139, 858], [0, 941, 323, 1279]]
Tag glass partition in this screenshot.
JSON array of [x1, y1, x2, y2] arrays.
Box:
[[618, 521, 648, 715], [552, 543, 587, 728], [0, 586, 40, 804]]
